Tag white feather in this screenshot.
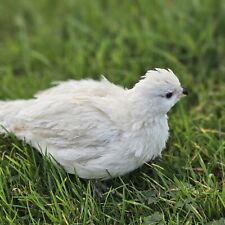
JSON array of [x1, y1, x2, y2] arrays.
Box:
[[0, 68, 186, 179]]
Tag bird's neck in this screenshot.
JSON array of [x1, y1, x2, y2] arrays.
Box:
[[126, 89, 167, 122]]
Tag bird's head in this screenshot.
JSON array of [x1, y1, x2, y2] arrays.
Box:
[[132, 68, 188, 115]]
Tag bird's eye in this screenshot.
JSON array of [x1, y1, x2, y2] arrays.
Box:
[[166, 92, 173, 98]]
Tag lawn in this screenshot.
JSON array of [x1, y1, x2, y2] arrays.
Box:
[[0, 0, 225, 224]]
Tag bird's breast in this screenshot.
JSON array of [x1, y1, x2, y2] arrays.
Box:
[[127, 117, 169, 163]]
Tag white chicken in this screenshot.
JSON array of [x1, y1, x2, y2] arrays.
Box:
[[0, 68, 188, 179]]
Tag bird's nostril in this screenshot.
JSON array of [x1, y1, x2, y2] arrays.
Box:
[[182, 87, 188, 95]]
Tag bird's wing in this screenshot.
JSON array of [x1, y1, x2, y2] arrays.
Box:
[[35, 76, 124, 98], [12, 95, 124, 162]]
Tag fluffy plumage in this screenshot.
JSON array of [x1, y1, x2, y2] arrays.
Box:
[[0, 68, 187, 179]]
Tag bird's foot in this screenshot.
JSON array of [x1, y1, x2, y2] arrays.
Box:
[[92, 180, 123, 200]]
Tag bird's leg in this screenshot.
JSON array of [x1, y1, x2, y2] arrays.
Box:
[[92, 179, 123, 199], [91, 169, 113, 199], [92, 179, 110, 199]]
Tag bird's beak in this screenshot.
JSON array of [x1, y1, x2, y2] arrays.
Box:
[[182, 86, 188, 96]]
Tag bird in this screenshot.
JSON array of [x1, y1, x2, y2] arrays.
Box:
[[0, 68, 188, 179]]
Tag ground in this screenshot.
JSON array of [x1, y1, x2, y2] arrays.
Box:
[[0, 0, 224, 224]]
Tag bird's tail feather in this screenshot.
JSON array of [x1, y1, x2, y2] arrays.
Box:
[[0, 100, 27, 132]]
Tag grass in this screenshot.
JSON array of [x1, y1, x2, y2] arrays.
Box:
[[0, 0, 224, 224]]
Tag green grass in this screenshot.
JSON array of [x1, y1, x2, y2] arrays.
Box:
[[0, 0, 225, 224]]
